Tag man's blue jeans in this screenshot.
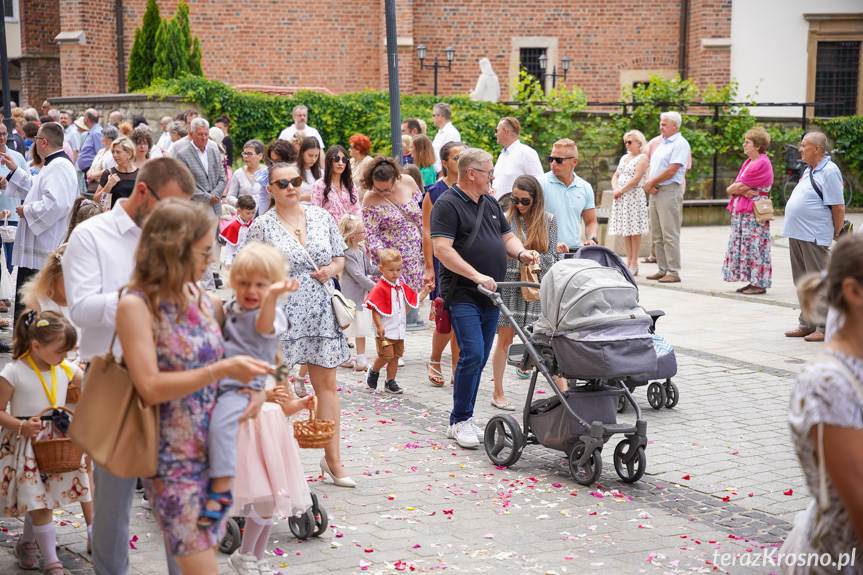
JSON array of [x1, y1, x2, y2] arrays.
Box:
[[449, 302, 500, 424]]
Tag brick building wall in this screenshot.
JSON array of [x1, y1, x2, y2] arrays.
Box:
[[46, 0, 732, 102], [18, 0, 62, 107]]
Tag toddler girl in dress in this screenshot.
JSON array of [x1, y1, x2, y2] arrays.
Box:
[[211, 242, 316, 575], [0, 310, 89, 575], [338, 214, 380, 373]]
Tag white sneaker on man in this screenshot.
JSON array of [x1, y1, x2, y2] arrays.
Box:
[[229, 550, 261, 575], [467, 418, 484, 443], [451, 420, 480, 448]]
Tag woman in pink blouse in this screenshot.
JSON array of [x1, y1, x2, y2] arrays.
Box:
[[311, 145, 361, 224]]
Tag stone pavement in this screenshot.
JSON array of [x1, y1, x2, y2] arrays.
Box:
[[3, 216, 861, 575]]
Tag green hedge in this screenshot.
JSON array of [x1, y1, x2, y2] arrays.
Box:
[[144, 76, 510, 159]]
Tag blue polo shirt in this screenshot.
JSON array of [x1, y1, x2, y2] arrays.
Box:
[[430, 184, 511, 308], [782, 157, 844, 247], [540, 171, 595, 248], [0, 147, 26, 222]]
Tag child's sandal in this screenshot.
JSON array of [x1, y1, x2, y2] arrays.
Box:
[[197, 488, 233, 528]]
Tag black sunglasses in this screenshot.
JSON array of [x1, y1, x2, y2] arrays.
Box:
[[547, 156, 576, 164], [270, 177, 304, 189], [511, 197, 533, 206], [333, 156, 349, 164]]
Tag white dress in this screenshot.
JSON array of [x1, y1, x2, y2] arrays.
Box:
[[608, 153, 649, 237]]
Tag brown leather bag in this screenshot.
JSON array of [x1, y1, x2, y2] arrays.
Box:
[[68, 331, 159, 478]]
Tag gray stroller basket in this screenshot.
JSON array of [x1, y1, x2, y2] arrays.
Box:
[[478, 258, 650, 486]]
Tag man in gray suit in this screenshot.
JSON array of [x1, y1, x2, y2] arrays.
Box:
[[175, 117, 227, 289]]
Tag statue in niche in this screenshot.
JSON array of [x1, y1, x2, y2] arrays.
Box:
[[469, 58, 500, 102]]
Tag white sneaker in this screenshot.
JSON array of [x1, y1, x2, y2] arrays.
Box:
[[397, 357, 405, 367], [468, 418, 484, 443], [451, 420, 480, 448], [446, 424, 453, 439], [257, 558, 275, 575], [141, 496, 152, 510], [229, 550, 261, 575]]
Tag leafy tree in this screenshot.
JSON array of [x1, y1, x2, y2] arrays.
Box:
[[190, 37, 203, 77], [131, 0, 203, 90], [127, 0, 161, 91], [127, 28, 148, 92]]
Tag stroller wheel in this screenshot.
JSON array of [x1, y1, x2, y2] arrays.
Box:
[[664, 380, 679, 408], [310, 493, 329, 537], [616, 393, 627, 414], [483, 415, 524, 468], [647, 382, 667, 410], [613, 441, 646, 483], [569, 442, 602, 486], [289, 508, 316, 540], [218, 517, 242, 555]]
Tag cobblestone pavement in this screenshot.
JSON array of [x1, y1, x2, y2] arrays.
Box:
[[1, 218, 848, 574]]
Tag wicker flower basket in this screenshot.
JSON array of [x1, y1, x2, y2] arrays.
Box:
[[32, 407, 85, 474], [293, 396, 335, 449]]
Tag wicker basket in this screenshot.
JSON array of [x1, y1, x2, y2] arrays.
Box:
[[292, 396, 335, 449], [32, 407, 85, 474], [0, 217, 15, 243], [66, 384, 81, 404]]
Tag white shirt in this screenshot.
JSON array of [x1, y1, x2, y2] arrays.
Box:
[[156, 131, 172, 153], [0, 146, 27, 222], [195, 144, 209, 176], [63, 199, 141, 361], [493, 139, 545, 200], [379, 284, 408, 340], [0, 360, 80, 417], [7, 151, 78, 269], [432, 121, 461, 173], [64, 125, 81, 152], [278, 124, 325, 149]]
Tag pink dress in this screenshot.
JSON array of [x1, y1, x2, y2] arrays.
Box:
[[229, 402, 312, 518], [362, 187, 424, 293], [311, 178, 361, 224]]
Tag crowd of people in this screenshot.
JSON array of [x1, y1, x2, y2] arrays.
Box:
[[0, 97, 855, 574]]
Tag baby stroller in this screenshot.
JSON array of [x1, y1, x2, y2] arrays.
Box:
[[478, 255, 654, 486], [219, 493, 329, 554], [568, 245, 680, 412]]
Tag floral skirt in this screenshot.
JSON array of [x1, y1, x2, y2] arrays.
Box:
[[0, 428, 91, 517], [722, 211, 772, 288]]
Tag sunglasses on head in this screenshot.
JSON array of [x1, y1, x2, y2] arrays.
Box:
[[547, 156, 576, 164], [333, 156, 349, 164], [270, 177, 304, 189], [511, 197, 533, 206]]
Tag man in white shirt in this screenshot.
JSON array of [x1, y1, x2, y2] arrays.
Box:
[[431, 102, 460, 173], [156, 115, 173, 154], [64, 158, 194, 575], [278, 105, 325, 149], [0, 122, 77, 321], [492, 116, 544, 201]]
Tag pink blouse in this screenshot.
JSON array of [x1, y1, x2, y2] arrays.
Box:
[[311, 178, 361, 224]]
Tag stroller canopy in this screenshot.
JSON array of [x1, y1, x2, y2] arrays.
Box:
[[533, 259, 649, 334]]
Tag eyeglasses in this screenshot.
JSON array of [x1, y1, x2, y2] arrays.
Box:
[[510, 197, 533, 206], [241, 151, 259, 157], [333, 156, 349, 164], [471, 167, 494, 179], [143, 182, 160, 201], [270, 177, 304, 189], [372, 182, 395, 195], [35, 137, 48, 143], [451, 155, 460, 162], [624, 140, 633, 145], [194, 244, 217, 259], [547, 156, 576, 164]]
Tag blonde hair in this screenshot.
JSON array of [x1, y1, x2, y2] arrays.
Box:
[[112, 136, 136, 158], [401, 135, 412, 154], [379, 248, 402, 266], [623, 130, 648, 155], [338, 214, 363, 247], [798, 235, 863, 329], [229, 242, 290, 286], [125, 199, 217, 321], [412, 135, 435, 169], [21, 244, 66, 309], [552, 138, 578, 159]]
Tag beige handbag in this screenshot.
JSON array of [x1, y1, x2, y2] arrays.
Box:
[[752, 198, 775, 223], [68, 331, 159, 479]]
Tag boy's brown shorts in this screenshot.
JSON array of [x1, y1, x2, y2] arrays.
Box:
[[375, 337, 404, 360]]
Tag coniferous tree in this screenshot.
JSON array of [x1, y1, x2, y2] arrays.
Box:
[[126, 0, 160, 90]]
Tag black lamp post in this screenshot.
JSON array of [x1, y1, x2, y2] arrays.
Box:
[[417, 43, 455, 97], [538, 53, 570, 89]]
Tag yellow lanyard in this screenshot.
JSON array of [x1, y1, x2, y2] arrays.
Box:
[[23, 352, 72, 410]]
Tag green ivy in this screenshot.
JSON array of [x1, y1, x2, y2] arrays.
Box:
[[818, 116, 863, 206]]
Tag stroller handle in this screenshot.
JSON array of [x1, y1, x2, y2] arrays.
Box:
[[477, 281, 541, 304]]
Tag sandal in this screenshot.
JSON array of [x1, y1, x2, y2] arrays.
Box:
[[735, 284, 753, 293], [340, 359, 356, 369], [641, 256, 656, 264], [515, 367, 532, 379], [353, 361, 369, 372], [741, 286, 766, 295], [197, 486, 233, 528], [426, 361, 445, 387]]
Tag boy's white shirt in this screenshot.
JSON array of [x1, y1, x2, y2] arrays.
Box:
[[222, 213, 254, 266]]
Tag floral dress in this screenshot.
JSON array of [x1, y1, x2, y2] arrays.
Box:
[[363, 187, 424, 293], [788, 351, 863, 573], [138, 291, 225, 557], [310, 178, 361, 224], [241, 206, 350, 369], [608, 153, 649, 237], [721, 186, 772, 288]]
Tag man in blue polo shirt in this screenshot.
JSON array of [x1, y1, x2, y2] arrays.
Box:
[[539, 138, 598, 254], [782, 131, 845, 342]]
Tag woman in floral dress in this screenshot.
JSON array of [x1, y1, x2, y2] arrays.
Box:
[[609, 130, 650, 276], [241, 163, 355, 488], [117, 200, 269, 573], [721, 128, 774, 295]]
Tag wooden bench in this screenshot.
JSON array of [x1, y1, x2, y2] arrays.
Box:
[[681, 199, 730, 226]]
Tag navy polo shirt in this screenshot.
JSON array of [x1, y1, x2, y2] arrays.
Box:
[[430, 184, 511, 308]]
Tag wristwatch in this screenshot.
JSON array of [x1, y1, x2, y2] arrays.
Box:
[[587, 236, 598, 244]]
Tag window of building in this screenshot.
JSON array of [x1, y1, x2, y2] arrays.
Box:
[[519, 47, 547, 90], [3, 0, 18, 22], [814, 41, 860, 117]]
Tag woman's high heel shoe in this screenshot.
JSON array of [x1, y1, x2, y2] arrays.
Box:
[[320, 457, 356, 488]]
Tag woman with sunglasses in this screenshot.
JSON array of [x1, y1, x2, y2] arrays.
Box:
[[490, 175, 557, 409], [312, 145, 360, 225], [608, 130, 650, 275], [241, 163, 354, 488]]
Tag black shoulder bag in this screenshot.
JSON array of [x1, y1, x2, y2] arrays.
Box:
[[808, 170, 853, 238]]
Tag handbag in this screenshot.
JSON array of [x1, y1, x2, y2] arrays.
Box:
[[68, 330, 159, 479], [752, 197, 775, 224], [808, 171, 853, 237], [520, 261, 541, 301], [291, 234, 356, 329], [0, 216, 16, 243], [433, 296, 450, 334]]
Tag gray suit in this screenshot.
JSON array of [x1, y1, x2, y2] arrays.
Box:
[[175, 140, 227, 214]]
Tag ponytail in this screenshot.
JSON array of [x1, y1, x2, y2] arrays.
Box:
[[13, 310, 77, 360]]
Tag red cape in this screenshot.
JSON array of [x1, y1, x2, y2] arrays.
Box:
[[219, 216, 254, 246], [363, 278, 418, 316]]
